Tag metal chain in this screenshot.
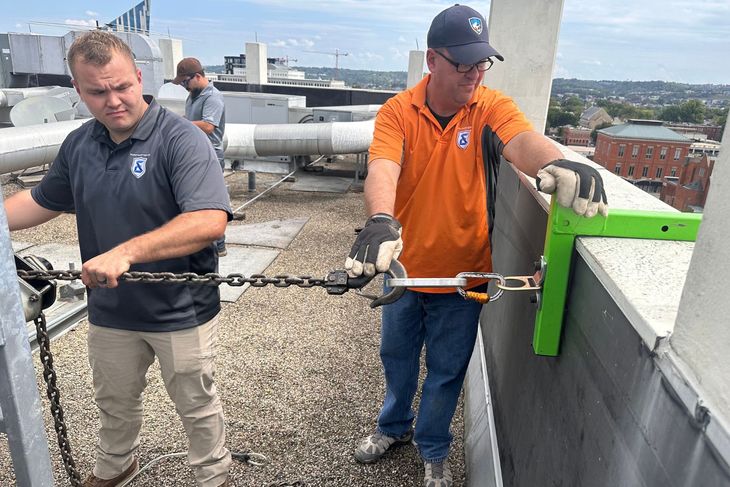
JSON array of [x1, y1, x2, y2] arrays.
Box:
[[33, 312, 83, 487], [19, 268, 359, 487], [17, 269, 328, 288]]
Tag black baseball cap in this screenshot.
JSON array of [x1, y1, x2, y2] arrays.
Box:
[[427, 4, 503, 64]]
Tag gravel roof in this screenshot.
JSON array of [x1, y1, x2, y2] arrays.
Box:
[[0, 167, 467, 486]]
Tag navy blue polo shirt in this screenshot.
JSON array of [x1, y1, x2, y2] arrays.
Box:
[[32, 99, 232, 332]]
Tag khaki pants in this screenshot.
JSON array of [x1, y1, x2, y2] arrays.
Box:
[[88, 316, 231, 487]]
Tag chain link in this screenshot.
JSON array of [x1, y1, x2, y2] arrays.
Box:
[[18, 268, 360, 487], [34, 312, 83, 487], [17, 269, 328, 289]]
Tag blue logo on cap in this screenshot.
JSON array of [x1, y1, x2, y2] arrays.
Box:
[[469, 17, 483, 35], [131, 157, 147, 179]]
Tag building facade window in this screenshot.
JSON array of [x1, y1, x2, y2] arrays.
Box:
[[674, 148, 682, 160], [642, 166, 649, 178], [699, 168, 706, 176], [614, 164, 622, 175], [628, 165, 635, 177], [660, 147, 667, 160], [632, 145, 639, 158], [656, 167, 663, 178], [646, 146, 654, 159], [670, 167, 677, 177], [618, 144, 625, 157]]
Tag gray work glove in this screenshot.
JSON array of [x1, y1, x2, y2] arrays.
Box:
[[346, 213, 403, 277], [536, 159, 609, 217]]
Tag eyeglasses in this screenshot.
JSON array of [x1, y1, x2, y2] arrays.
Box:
[[180, 74, 197, 88], [433, 50, 493, 73]]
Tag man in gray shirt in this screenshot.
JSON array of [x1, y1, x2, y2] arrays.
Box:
[[174, 57, 228, 256]]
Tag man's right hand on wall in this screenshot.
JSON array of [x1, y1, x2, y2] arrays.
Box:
[[536, 159, 609, 218], [346, 214, 403, 277]]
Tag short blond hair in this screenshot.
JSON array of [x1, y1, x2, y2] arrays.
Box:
[[67, 30, 135, 76]]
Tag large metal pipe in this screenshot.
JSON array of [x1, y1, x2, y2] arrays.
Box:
[[0, 120, 88, 174], [1, 119, 375, 175], [224, 120, 375, 158], [0, 87, 62, 108]]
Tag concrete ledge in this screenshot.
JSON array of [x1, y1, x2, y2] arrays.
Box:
[[464, 145, 728, 486]]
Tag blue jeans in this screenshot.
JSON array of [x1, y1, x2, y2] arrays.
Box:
[[376, 287, 482, 462]]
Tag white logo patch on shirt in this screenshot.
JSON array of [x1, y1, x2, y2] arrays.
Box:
[[456, 129, 471, 150], [131, 157, 147, 178]]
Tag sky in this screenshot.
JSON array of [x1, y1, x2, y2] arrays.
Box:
[[2, 0, 729, 84]]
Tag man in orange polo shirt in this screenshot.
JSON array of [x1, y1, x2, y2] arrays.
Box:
[[346, 5, 607, 487]]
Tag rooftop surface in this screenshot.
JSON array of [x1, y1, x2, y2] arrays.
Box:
[[0, 168, 464, 486]]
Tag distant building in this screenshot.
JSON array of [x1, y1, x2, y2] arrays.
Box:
[[579, 106, 613, 129], [594, 119, 692, 193], [665, 123, 723, 142], [689, 140, 721, 158], [222, 54, 345, 88], [562, 126, 591, 146], [660, 153, 715, 212], [106, 0, 150, 35]]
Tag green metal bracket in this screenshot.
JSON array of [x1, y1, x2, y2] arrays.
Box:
[[533, 198, 703, 356]]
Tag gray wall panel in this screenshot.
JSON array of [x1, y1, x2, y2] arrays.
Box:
[[475, 164, 730, 487]]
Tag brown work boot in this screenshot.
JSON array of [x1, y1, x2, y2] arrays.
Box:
[[82, 458, 139, 487]]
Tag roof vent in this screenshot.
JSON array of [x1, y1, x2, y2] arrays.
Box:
[[627, 119, 663, 126]]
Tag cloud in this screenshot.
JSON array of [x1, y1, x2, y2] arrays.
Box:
[[64, 19, 97, 27], [355, 51, 385, 61], [271, 37, 316, 49], [389, 47, 407, 60], [15, 23, 23, 28], [85, 10, 99, 17]]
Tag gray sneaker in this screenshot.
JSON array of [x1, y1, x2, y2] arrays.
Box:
[[354, 429, 413, 464], [423, 460, 453, 487]]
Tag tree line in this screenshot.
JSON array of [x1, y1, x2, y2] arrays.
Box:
[[547, 96, 728, 132]]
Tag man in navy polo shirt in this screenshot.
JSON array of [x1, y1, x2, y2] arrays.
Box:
[[5, 31, 232, 487]]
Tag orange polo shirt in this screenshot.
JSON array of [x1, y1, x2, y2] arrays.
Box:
[[369, 74, 532, 292]]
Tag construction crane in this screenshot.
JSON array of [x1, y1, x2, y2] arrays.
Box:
[[306, 48, 350, 80]]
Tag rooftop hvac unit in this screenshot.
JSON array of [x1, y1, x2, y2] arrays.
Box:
[[220, 91, 306, 125]]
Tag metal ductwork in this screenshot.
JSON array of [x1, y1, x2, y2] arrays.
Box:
[[0, 120, 88, 175], [0, 87, 62, 108], [0, 119, 375, 175], [224, 120, 375, 158]]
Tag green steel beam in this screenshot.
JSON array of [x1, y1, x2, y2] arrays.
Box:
[[533, 199, 703, 356]]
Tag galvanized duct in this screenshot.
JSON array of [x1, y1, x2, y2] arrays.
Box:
[[0, 87, 62, 107], [0, 120, 88, 175], [224, 120, 375, 158], [0, 119, 375, 175]]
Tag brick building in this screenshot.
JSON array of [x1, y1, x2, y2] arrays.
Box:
[[665, 123, 723, 142], [562, 126, 591, 146], [594, 120, 692, 192], [660, 154, 715, 212]]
